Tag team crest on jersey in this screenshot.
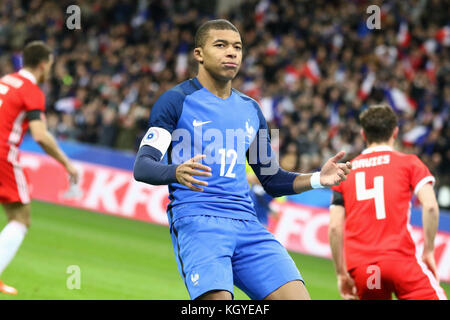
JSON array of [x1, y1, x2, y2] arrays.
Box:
[[145, 128, 159, 142], [245, 119, 255, 145], [190, 272, 199, 286]]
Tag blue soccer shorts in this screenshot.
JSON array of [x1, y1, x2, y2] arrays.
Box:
[[169, 214, 304, 300]]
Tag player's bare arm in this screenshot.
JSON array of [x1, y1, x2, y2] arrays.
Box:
[[29, 119, 78, 184], [293, 151, 352, 193], [329, 205, 346, 276], [417, 183, 440, 281], [329, 204, 358, 300]]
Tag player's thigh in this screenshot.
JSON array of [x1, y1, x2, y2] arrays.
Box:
[[170, 215, 236, 300], [349, 263, 394, 300], [389, 258, 447, 300], [232, 220, 304, 300], [0, 160, 31, 207]]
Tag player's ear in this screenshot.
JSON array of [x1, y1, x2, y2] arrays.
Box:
[[37, 60, 44, 71], [392, 126, 399, 139], [194, 47, 204, 64], [360, 129, 367, 142], [39, 59, 50, 74]]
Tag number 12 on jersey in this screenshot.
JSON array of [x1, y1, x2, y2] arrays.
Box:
[[218, 148, 237, 178], [355, 172, 386, 220]]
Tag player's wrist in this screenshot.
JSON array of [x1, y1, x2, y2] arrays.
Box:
[[63, 160, 71, 170], [422, 246, 434, 255], [310, 172, 324, 189], [337, 271, 348, 277], [172, 164, 182, 183]]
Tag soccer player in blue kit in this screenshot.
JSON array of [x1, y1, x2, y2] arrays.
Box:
[[134, 19, 352, 300]]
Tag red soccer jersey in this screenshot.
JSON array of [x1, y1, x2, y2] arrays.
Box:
[[331, 145, 435, 271], [0, 69, 45, 162]]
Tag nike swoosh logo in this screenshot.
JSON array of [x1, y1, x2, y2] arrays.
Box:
[[193, 120, 212, 127]]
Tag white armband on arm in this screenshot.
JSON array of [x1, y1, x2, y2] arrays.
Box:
[[139, 127, 172, 160]]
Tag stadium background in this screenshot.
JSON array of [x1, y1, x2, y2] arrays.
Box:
[[0, 0, 449, 299]]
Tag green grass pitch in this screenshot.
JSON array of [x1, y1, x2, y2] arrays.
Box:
[[0, 201, 448, 300]]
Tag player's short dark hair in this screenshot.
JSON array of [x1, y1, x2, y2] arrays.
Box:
[[23, 41, 52, 68], [194, 19, 240, 48], [359, 104, 398, 144]]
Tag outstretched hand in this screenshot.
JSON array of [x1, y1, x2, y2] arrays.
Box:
[[176, 154, 212, 192], [320, 151, 352, 187]]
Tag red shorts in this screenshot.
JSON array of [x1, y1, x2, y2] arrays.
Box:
[[0, 159, 31, 204], [349, 257, 447, 300]]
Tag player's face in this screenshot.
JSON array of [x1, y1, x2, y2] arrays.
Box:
[[197, 29, 242, 81]]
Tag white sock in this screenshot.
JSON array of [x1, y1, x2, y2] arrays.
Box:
[[0, 221, 27, 277]]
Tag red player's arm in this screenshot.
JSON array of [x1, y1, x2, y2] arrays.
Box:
[[329, 204, 358, 299], [417, 183, 440, 281], [29, 118, 79, 184], [328, 204, 347, 276]]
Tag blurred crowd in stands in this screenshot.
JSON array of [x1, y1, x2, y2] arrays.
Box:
[[0, 0, 449, 208]]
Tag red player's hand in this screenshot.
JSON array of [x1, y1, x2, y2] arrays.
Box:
[[337, 273, 359, 300], [65, 162, 79, 185], [422, 250, 440, 282]]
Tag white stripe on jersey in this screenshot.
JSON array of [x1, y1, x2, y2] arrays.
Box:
[[8, 111, 26, 145], [414, 176, 436, 195], [7, 145, 30, 204], [413, 250, 448, 299], [13, 164, 30, 204]]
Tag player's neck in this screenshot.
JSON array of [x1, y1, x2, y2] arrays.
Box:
[[22, 67, 41, 84], [196, 71, 232, 99], [366, 141, 394, 150]]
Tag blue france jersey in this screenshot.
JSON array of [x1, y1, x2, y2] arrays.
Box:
[[147, 77, 272, 223]]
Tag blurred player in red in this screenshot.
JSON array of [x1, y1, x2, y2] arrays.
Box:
[[0, 41, 79, 295], [329, 104, 447, 300]]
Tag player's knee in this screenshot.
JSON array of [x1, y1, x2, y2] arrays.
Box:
[[6, 206, 31, 228], [9, 214, 31, 228], [196, 290, 232, 300], [22, 215, 31, 229], [264, 280, 310, 300]]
